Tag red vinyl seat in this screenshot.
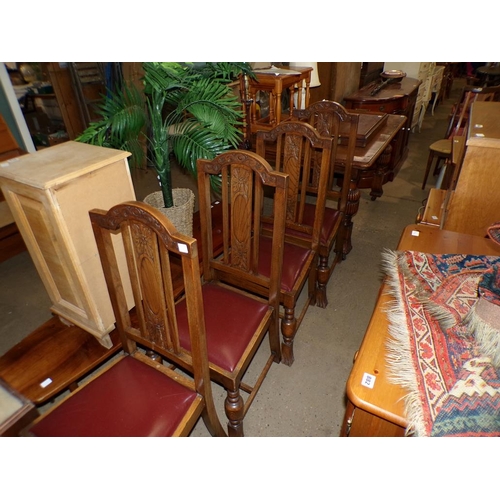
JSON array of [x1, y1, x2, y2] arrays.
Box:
[[30, 356, 199, 437]]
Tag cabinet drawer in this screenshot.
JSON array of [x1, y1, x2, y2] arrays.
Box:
[[351, 99, 407, 114]]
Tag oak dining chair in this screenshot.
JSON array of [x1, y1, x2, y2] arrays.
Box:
[[255, 121, 334, 364], [28, 201, 226, 437], [196, 150, 289, 434], [292, 100, 359, 307]]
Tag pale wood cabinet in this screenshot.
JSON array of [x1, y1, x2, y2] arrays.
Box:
[[0, 141, 136, 347]]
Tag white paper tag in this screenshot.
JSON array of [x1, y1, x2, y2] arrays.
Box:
[[411, 230, 420, 237], [177, 243, 188, 254], [1, 157, 19, 167], [40, 378, 53, 388], [361, 372, 376, 389]]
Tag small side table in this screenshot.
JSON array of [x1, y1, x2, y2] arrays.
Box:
[[245, 66, 312, 135], [476, 65, 500, 87]]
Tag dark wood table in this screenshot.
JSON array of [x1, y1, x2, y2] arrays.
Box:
[[476, 65, 500, 87], [335, 112, 407, 256], [340, 223, 500, 436], [344, 77, 420, 180]]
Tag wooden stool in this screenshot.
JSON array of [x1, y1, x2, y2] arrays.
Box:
[[421, 139, 452, 190]]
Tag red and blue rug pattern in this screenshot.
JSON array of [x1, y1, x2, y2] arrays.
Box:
[[383, 250, 500, 436]]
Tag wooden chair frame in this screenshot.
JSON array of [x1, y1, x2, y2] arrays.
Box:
[[28, 201, 226, 437], [197, 150, 289, 433], [255, 121, 334, 364], [292, 100, 359, 307]]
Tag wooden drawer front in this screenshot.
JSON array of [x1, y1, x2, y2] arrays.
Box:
[[353, 99, 407, 115], [341, 402, 406, 437]]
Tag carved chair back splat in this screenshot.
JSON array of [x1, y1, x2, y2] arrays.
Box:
[[196, 150, 289, 434], [292, 100, 359, 306], [29, 201, 226, 437]]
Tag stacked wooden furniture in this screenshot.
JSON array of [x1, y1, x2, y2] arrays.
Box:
[[341, 99, 500, 437], [421, 84, 500, 191], [419, 101, 500, 232], [417, 135, 465, 227], [443, 102, 500, 236]]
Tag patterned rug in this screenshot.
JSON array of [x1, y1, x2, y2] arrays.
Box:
[[382, 250, 500, 436]]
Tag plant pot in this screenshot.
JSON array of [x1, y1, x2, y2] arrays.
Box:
[[143, 188, 195, 237]]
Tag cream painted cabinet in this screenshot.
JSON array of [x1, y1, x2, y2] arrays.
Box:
[[0, 141, 136, 347]]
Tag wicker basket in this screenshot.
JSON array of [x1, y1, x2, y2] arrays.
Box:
[[143, 188, 195, 237]]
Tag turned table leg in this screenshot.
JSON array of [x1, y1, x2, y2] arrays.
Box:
[[369, 144, 393, 201], [342, 180, 361, 259]]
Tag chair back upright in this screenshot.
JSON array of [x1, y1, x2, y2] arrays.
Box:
[[197, 150, 289, 317], [255, 120, 334, 251], [292, 100, 359, 227], [89, 201, 224, 435]]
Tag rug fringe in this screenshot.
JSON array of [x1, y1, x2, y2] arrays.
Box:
[[421, 298, 458, 330], [464, 305, 500, 368], [381, 249, 428, 436]]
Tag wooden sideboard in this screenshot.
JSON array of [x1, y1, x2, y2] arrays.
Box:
[[0, 141, 136, 347], [344, 77, 420, 185], [383, 63, 435, 130]]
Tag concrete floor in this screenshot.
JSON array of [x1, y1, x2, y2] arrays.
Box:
[[0, 80, 463, 436]]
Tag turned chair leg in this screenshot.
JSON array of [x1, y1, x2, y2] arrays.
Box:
[[422, 150, 435, 190], [225, 389, 244, 437], [315, 254, 329, 309], [281, 307, 297, 367]]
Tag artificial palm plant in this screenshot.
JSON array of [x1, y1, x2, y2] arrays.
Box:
[[76, 82, 147, 169], [77, 62, 253, 209]]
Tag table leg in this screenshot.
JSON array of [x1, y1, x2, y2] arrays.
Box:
[[342, 182, 360, 259], [369, 144, 393, 201]]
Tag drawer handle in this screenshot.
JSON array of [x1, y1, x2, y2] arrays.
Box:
[[379, 105, 385, 111]]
